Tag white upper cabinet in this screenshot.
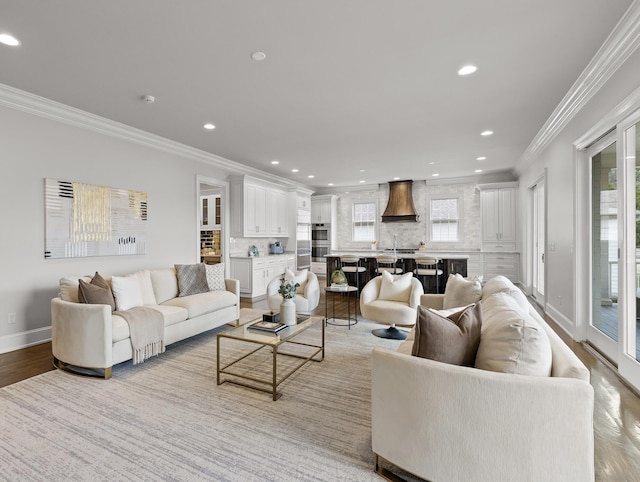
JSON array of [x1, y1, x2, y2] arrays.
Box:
[[310, 195, 337, 224], [230, 177, 289, 237], [297, 193, 311, 211], [479, 183, 518, 251]]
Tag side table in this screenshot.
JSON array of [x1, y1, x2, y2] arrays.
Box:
[[325, 285, 358, 329]]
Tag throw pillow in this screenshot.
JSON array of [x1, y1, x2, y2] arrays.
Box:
[[111, 275, 144, 311], [78, 272, 116, 311], [285, 268, 308, 294], [411, 303, 482, 366], [378, 271, 413, 303], [175, 263, 209, 297], [475, 293, 552, 377], [205, 263, 226, 291], [443, 273, 482, 309], [134, 270, 157, 305], [59, 276, 91, 302]]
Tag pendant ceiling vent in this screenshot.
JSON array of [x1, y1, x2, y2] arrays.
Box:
[[381, 180, 419, 223]]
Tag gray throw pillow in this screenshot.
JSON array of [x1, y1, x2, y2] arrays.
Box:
[[78, 271, 115, 312], [175, 263, 209, 297], [411, 303, 482, 366]]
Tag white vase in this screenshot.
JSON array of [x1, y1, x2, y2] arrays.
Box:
[[280, 298, 297, 326]]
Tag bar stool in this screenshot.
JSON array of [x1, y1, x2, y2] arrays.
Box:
[[375, 255, 404, 275], [414, 256, 444, 294], [340, 256, 367, 294]]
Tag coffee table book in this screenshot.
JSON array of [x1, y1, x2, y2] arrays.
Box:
[[248, 320, 287, 334]]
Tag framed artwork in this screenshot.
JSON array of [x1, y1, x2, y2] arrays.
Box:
[[44, 178, 147, 259]]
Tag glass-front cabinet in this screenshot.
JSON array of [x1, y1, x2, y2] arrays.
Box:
[[200, 194, 221, 229]]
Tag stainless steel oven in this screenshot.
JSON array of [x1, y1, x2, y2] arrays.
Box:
[[312, 223, 330, 242], [312, 223, 331, 262]]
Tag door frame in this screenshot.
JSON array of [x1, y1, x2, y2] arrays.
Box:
[[529, 172, 546, 307], [196, 175, 229, 275]]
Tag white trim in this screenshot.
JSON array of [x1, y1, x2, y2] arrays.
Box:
[[516, 1, 640, 173], [0, 327, 51, 354], [545, 303, 577, 339], [0, 83, 311, 191]]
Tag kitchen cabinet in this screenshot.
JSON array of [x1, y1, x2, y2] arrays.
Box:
[[230, 254, 294, 298], [311, 197, 332, 223], [230, 177, 289, 237], [268, 188, 289, 235], [200, 194, 221, 230], [297, 193, 311, 211], [480, 184, 518, 251], [483, 253, 520, 283]]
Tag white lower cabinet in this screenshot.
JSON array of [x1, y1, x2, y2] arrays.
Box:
[[483, 253, 519, 283], [230, 255, 293, 298]]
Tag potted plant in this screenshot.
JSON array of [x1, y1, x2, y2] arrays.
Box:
[[278, 278, 300, 326]]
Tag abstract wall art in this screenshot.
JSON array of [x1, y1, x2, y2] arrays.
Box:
[[45, 178, 147, 258]]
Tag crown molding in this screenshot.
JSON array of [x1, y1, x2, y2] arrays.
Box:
[[0, 83, 311, 190], [515, 0, 640, 173]]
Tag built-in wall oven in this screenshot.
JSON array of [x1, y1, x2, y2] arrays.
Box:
[[312, 223, 331, 262]]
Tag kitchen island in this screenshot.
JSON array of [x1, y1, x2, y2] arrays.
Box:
[[325, 251, 470, 294]]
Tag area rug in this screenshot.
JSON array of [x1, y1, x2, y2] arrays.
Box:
[[0, 319, 419, 481]]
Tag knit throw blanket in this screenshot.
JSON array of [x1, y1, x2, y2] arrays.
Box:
[[116, 307, 165, 365]]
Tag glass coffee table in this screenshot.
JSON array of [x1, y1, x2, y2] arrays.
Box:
[[216, 314, 324, 400]]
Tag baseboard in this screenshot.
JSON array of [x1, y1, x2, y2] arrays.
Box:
[[544, 303, 576, 338], [0, 327, 51, 354]]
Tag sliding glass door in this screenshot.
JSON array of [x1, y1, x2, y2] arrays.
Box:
[[587, 114, 640, 388], [588, 136, 619, 362]]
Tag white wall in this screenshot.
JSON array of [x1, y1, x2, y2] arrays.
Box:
[[517, 46, 640, 335], [0, 102, 242, 351]]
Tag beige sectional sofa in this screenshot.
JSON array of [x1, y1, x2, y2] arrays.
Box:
[[372, 275, 594, 482], [51, 267, 240, 379]]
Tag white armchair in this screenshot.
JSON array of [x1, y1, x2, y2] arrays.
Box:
[[266, 270, 320, 314], [359, 273, 423, 339]]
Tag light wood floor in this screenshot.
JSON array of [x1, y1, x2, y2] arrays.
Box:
[[2, 291, 640, 480]]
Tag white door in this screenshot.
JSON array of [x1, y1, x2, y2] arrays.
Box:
[[531, 178, 545, 304]]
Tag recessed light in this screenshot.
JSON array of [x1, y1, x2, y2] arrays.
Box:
[[475, 169, 483, 173], [203, 123, 216, 130], [328, 183, 334, 186], [432, 173, 439, 177], [476, 156, 487, 161], [393, 177, 400, 180], [457, 65, 477, 76], [291, 168, 299, 173], [251, 51, 266, 61], [359, 169, 365, 172], [359, 180, 366, 183], [271, 160, 279, 165], [428, 162, 435, 165], [0, 33, 20, 47], [481, 130, 493, 136], [308, 175, 315, 179]]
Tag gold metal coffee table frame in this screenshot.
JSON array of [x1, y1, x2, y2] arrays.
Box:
[[216, 315, 325, 400]]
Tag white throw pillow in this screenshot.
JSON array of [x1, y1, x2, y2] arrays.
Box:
[[59, 276, 91, 302], [378, 271, 413, 303], [481, 275, 528, 309], [205, 263, 226, 291], [111, 275, 144, 311], [475, 292, 552, 377], [443, 274, 482, 309], [134, 270, 157, 305], [285, 268, 308, 294]]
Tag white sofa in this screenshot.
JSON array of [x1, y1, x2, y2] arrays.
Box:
[[51, 268, 240, 379], [372, 276, 594, 482]]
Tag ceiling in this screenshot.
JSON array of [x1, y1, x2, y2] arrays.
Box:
[[0, 0, 634, 189]]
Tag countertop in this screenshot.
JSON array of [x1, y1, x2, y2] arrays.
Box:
[[230, 252, 296, 259], [326, 250, 471, 259]]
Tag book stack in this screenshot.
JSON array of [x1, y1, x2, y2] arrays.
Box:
[[248, 320, 288, 334]]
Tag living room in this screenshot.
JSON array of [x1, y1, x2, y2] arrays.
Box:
[[2, 1, 640, 480]]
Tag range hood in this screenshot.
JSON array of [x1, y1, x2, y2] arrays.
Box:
[[381, 180, 419, 223]]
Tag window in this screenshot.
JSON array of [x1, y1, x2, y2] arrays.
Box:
[[352, 202, 377, 242], [428, 196, 460, 242]]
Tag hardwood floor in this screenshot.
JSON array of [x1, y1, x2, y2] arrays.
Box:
[[2, 290, 640, 480]]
